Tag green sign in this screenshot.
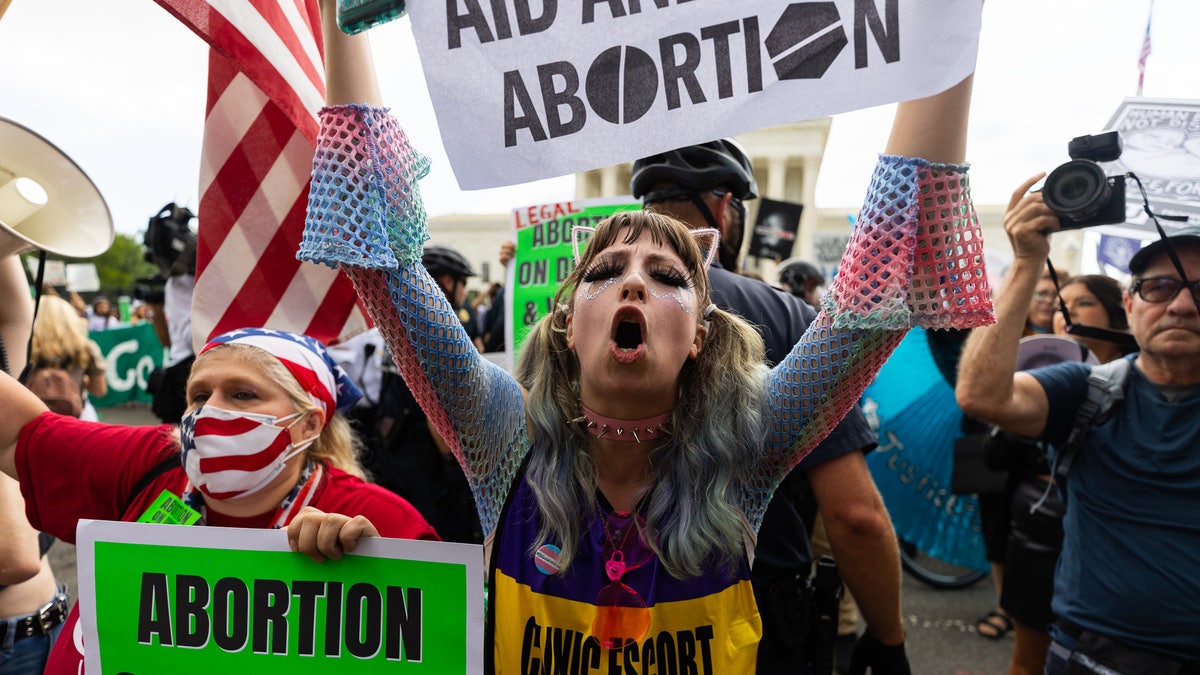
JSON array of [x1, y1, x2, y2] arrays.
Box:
[[88, 323, 166, 407], [508, 199, 638, 360], [77, 520, 485, 673]]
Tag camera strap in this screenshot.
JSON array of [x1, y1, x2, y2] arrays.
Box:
[[1128, 173, 1200, 315], [1044, 259, 1138, 353]]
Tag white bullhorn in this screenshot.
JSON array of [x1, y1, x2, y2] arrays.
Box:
[[0, 117, 114, 260]]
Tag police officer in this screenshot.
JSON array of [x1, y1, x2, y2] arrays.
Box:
[[423, 243, 484, 351], [778, 259, 826, 309], [633, 141, 909, 674]]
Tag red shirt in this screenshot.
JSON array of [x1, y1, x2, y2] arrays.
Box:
[[15, 412, 440, 673]]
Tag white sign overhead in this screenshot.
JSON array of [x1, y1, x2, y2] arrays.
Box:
[[405, 1, 983, 189], [1103, 98, 1200, 234]]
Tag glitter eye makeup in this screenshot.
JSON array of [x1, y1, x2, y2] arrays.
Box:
[[648, 285, 692, 314], [579, 276, 618, 302]]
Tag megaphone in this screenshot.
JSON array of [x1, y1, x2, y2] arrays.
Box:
[[1016, 334, 1100, 371], [0, 117, 114, 260]]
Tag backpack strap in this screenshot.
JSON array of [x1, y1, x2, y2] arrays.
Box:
[[1052, 358, 1133, 500], [121, 452, 183, 518]]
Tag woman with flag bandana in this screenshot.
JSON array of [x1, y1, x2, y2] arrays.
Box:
[[288, 2, 992, 671], [0, 327, 438, 674]]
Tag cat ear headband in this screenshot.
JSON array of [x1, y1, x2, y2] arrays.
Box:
[[570, 225, 720, 270]]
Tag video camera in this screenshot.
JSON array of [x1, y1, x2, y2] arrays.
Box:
[[143, 202, 197, 279], [1043, 131, 1127, 230], [133, 274, 166, 304]]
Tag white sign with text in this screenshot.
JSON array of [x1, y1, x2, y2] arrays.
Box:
[[406, 0, 982, 189]]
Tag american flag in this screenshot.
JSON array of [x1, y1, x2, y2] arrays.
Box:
[[154, 0, 369, 350], [1137, 1, 1153, 96]]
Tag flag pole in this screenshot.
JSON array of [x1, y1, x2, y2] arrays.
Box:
[[1136, 0, 1154, 96]]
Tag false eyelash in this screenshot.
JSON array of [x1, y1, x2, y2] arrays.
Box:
[[649, 266, 689, 288], [582, 261, 622, 283]]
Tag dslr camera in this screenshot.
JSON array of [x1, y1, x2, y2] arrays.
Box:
[[1043, 131, 1127, 230]]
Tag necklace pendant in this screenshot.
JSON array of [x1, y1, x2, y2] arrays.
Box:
[[605, 551, 627, 581]]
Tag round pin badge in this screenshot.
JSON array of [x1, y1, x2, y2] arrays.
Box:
[[534, 544, 562, 575]]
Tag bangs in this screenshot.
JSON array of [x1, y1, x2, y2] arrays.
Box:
[[571, 211, 710, 299]]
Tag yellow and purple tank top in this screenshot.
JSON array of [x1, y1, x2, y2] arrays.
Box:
[[489, 476, 760, 673]]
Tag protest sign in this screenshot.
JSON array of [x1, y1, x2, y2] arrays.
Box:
[[1102, 98, 1200, 234], [76, 520, 485, 673], [749, 197, 803, 260], [67, 262, 101, 292], [506, 198, 639, 364], [405, 1, 982, 188], [88, 323, 164, 407], [812, 229, 851, 285], [23, 256, 66, 287]]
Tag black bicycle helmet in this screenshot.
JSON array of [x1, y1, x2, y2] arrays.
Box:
[[422, 244, 476, 278], [777, 258, 824, 297], [630, 139, 758, 201]]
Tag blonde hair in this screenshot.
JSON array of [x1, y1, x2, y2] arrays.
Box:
[[30, 296, 92, 368], [192, 344, 366, 478], [515, 210, 769, 577]]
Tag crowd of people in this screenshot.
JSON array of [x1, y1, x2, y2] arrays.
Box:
[[285, 4, 996, 674], [0, 2, 1196, 674]]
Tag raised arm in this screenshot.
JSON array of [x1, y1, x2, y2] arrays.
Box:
[[319, 0, 383, 107], [0, 358, 49, 481], [0, 255, 32, 377], [885, 74, 973, 163], [301, 1, 529, 534], [749, 74, 992, 524], [0, 255, 42, 584], [957, 174, 1055, 437]]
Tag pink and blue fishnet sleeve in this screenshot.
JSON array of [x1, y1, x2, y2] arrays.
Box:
[[740, 156, 994, 531], [301, 105, 528, 534], [824, 155, 993, 330]]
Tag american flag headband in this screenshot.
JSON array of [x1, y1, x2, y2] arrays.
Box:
[[570, 225, 719, 271], [200, 329, 363, 419]]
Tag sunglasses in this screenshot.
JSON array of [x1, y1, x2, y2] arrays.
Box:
[[591, 510, 652, 649], [1131, 277, 1200, 304]]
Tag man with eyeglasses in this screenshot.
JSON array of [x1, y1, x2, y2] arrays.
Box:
[[957, 173, 1200, 673], [632, 141, 908, 675]]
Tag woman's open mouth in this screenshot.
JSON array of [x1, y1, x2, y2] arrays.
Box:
[[610, 309, 646, 363], [614, 319, 643, 351]]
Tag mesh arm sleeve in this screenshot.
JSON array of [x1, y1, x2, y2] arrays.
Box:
[[739, 156, 993, 531], [300, 105, 529, 533]]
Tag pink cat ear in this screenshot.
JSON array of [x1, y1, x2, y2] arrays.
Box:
[[571, 225, 596, 264], [691, 228, 720, 270]]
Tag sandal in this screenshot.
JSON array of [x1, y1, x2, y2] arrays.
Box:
[[975, 609, 1013, 639]]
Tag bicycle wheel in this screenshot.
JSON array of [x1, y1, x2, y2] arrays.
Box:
[[899, 538, 988, 589]]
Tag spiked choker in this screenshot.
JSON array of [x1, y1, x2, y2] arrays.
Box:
[[573, 405, 671, 443]]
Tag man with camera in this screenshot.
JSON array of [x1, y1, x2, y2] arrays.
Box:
[[142, 203, 197, 424], [957, 162, 1200, 673]]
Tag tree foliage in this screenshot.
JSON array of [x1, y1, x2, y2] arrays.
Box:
[[20, 232, 158, 298]]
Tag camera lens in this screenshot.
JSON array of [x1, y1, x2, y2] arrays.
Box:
[[1044, 160, 1109, 222]]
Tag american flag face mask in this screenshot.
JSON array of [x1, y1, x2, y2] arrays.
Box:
[[180, 405, 318, 501]]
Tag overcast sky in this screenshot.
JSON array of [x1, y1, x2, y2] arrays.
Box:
[[0, 0, 1195, 238]]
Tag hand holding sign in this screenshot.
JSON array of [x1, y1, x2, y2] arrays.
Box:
[[76, 520, 484, 673], [288, 505, 380, 563]]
